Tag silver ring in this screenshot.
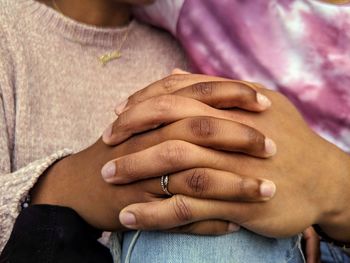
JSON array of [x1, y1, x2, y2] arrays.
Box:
[[160, 175, 172, 196]]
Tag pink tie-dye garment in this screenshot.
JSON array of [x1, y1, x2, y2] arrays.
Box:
[[135, 0, 350, 152]]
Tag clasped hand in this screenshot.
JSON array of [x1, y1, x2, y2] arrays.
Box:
[[103, 72, 350, 242], [32, 72, 350, 244]]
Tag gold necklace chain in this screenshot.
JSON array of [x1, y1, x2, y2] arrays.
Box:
[[52, 0, 130, 66]]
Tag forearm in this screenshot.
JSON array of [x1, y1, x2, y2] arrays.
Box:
[[29, 139, 125, 231]]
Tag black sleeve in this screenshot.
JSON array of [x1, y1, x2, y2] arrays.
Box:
[[0, 205, 113, 263]]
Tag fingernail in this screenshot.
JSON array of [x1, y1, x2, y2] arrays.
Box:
[[102, 123, 113, 142], [265, 138, 277, 156], [101, 162, 116, 180], [256, 93, 271, 108], [227, 223, 240, 232], [115, 99, 128, 115], [260, 180, 276, 198], [120, 211, 137, 227]]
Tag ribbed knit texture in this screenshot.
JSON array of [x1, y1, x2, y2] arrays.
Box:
[[0, 0, 187, 260]]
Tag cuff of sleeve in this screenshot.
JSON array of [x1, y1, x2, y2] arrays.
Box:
[[0, 149, 73, 252], [1, 205, 112, 262]]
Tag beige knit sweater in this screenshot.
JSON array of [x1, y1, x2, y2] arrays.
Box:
[[0, 0, 186, 258]]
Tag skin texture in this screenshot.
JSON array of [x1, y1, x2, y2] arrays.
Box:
[[36, 0, 155, 27], [303, 227, 321, 263], [30, 69, 322, 261], [30, 1, 343, 261], [103, 73, 350, 243], [31, 76, 275, 235], [32, 0, 278, 240]]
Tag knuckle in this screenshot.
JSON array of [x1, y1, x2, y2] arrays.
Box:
[[191, 82, 214, 97], [131, 208, 156, 229], [186, 168, 210, 196], [143, 213, 161, 229], [115, 112, 131, 132], [233, 177, 249, 198], [162, 75, 187, 93], [117, 157, 137, 178], [158, 140, 187, 166], [189, 117, 217, 138], [232, 177, 260, 200], [235, 83, 256, 104], [152, 95, 176, 116], [172, 195, 193, 222], [243, 126, 265, 151], [127, 90, 143, 105]]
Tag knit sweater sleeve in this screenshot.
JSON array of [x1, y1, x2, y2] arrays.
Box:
[[0, 25, 72, 253]]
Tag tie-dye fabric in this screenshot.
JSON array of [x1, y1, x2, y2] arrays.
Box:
[[136, 0, 350, 152]]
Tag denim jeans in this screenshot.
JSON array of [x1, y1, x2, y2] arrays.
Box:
[[121, 229, 305, 263], [320, 241, 350, 263]]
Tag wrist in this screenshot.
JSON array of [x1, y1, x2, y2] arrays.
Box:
[[31, 139, 126, 231], [31, 139, 107, 206], [317, 145, 350, 242], [30, 155, 72, 206]]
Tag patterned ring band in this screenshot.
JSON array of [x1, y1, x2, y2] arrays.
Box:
[[160, 175, 173, 196]]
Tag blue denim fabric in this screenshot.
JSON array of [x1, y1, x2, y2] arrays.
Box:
[[121, 229, 305, 263], [320, 241, 350, 263]]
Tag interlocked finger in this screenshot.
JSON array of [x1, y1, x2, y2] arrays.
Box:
[[143, 168, 276, 202], [158, 117, 276, 158], [101, 140, 276, 185], [174, 81, 270, 111], [117, 74, 234, 114], [104, 91, 272, 147], [118, 195, 255, 231], [104, 95, 222, 145]]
